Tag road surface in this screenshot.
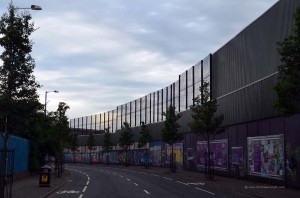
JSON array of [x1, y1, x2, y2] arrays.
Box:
[[48, 164, 249, 198]]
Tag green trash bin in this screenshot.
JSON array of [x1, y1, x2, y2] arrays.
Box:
[[39, 165, 52, 187]]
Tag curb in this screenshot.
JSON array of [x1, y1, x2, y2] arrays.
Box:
[[39, 171, 71, 198]]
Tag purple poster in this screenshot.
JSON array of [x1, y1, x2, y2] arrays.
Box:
[[196, 139, 228, 170], [196, 143, 207, 167]]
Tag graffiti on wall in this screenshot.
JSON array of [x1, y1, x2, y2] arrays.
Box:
[[165, 143, 183, 166], [247, 135, 284, 179], [232, 147, 243, 165], [150, 141, 162, 166]]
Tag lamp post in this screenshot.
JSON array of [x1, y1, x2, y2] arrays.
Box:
[[0, 3, 43, 198], [45, 90, 59, 114]]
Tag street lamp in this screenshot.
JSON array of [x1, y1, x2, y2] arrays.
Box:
[[45, 90, 59, 114], [14, 5, 42, 10]]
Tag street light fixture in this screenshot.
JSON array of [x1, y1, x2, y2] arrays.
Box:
[[45, 90, 59, 114], [14, 5, 42, 10]]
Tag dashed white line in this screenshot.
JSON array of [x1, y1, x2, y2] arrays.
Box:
[[195, 187, 215, 195], [150, 173, 159, 177], [144, 190, 150, 195], [176, 181, 188, 185], [134, 183, 139, 186], [86, 181, 89, 185], [82, 186, 87, 193], [120, 175, 124, 178], [138, 171, 147, 174], [127, 178, 131, 181], [79, 194, 83, 198], [163, 177, 173, 181]]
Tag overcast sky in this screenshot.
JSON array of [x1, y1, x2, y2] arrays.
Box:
[[1, 0, 278, 119]]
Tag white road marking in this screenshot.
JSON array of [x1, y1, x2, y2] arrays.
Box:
[[176, 181, 188, 186], [82, 186, 87, 193], [187, 182, 205, 186], [127, 178, 131, 181], [163, 177, 173, 181], [56, 190, 79, 194], [137, 171, 144, 174], [195, 187, 215, 195], [67, 168, 90, 197], [144, 190, 150, 194], [150, 174, 159, 177], [120, 175, 124, 178], [134, 183, 139, 186], [113, 172, 116, 174]]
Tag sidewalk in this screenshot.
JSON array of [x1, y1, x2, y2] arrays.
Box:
[[112, 165, 300, 198], [12, 171, 70, 198]]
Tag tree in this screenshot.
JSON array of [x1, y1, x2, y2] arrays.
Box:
[[119, 122, 134, 166], [0, 5, 42, 195], [138, 122, 152, 168], [69, 133, 79, 163], [48, 102, 71, 176], [189, 81, 224, 180], [161, 105, 183, 172], [0, 4, 41, 135], [103, 127, 112, 165], [87, 132, 96, 163], [273, 6, 300, 116]]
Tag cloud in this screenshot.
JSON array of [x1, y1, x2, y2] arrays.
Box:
[[1, 0, 278, 118]]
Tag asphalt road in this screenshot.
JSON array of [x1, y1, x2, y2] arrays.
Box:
[[48, 164, 244, 198]]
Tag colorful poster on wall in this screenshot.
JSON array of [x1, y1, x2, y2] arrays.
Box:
[[90, 152, 100, 163], [232, 147, 243, 165], [150, 141, 162, 166], [165, 143, 183, 166], [196, 139, 228, 170], [247, 134, 284, 179]]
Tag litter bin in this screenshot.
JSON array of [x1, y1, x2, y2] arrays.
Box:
[[39, 165, 52, 187]]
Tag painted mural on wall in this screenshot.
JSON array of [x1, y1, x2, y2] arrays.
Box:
[[196, 139, 228, 171], [165, 143, 183, 166], [149, 141, 162, 166], [232, 147, 243, 165], [247, 134, 284, 179]]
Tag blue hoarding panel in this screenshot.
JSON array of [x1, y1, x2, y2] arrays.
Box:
[[0, 134, 30, 173]]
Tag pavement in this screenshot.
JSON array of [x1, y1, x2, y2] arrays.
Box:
[[11, 164, 300, 198], [12, 171, 70, 198]]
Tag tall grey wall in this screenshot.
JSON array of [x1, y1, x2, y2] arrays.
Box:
[[212, 0, 300, 125]]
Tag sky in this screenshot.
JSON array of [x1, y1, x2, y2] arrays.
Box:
[[0, 0, 278, 119]]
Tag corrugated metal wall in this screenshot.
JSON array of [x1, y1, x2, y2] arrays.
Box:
[[0, 134, 30, 173], [212, 0, 300, 125]]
